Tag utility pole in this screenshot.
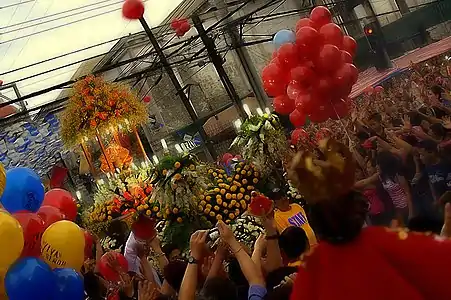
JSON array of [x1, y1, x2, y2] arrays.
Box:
[[191, 15, 247, 119], [138, 17, 216, 159], [211, 0, 269, 109]]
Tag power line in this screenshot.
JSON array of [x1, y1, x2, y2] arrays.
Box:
[[0, 36, 123, 77], [0, 6, 124, 45], [1, 0, 125, 36], [7, 0, 47, 70], [0, 0, 26, 62], [0, 0, 117, 30], [0, 0, 35, 10]]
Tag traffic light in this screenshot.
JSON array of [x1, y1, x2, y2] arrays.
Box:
[[364, 26, 373, 36], [363, 22, 392, 70]]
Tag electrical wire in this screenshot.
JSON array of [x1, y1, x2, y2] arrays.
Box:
[[0, 0, 34, 10], [0, 6, 125, 45], [1, 0, 125, 35], [0, 0, 118, 30], [7, 0, 51, 70], [0, 0, 26, 61]]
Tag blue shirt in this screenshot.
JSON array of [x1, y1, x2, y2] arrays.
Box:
[[425, 163, 451, 199], [248, 285, 267, 300]]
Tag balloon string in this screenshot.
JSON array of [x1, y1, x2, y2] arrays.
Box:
[[330, 100, 353, 146]]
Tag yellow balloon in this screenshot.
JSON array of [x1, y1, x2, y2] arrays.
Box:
[[41, 220, 85, 271], [0, 163, 5, 198], [0, 268, 7, 299], [0, 211, 24, 270]]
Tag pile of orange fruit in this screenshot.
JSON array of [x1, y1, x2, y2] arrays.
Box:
[[199, 161, 260, 224]]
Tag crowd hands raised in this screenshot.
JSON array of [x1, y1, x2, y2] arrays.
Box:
[[82, 204, 310, 300], [81, 55, 451, 300]]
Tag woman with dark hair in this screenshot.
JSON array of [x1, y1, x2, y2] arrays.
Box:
[[376, 151, 413, 225]]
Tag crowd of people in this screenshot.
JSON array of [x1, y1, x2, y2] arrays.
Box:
[[78, 54, 451, 300]]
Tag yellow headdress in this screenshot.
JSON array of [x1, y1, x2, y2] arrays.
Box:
[[287, 138, 356, 203]]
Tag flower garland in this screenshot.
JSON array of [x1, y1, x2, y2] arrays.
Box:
[[60, 75, 147, 147]]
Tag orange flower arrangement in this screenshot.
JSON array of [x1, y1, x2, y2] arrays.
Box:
[[60, 75, 147, 147]]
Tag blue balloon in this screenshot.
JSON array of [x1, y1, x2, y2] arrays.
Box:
[[0, 167, 44, 213], [5, 257, 56, 300], [273, 29, 296, 49], [53, 268, 84, 300]]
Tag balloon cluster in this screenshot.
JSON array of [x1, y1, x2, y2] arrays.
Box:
[[171, 18, 191, 37], [0, 165, 85, 300], [122, 0, 145, 20], [262, 6, 359, 127]]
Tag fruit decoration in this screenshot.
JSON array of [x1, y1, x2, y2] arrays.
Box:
[[230, 113, 291, 177], [248, 191, 273, 217], [150, 154, 210, 249], [201, 161, 261, 225], [170, 18, 191, 37], [261, 5, 359, 127], [122, 0, 145, 20]]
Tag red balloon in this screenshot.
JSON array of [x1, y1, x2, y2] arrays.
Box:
[[309, 105, 332, 123], [273, 95, 295, 115], [287, 81, 301, 100], [84, 230, 94, 259], [331, 99, 350, 119], [341, 36, 357, 57], [13, 212, 45, 257], [99, 252, 129, 281], [295, 26, 321, 59], [315, 44, 341, 74], [291, 65, 317, 89], [374, 85, 384, 93], [122, 0, 145, 20], [333, 63, 358, 96], [43, 189, 77, 221], [277, 43, 300, 70], [262, 64, 288, 97], [295, 93, 316, 115], [37, 205, 65, 229], [222, 153, 234, 164], [290, 109, 306, 128], [291, 128, 310, 145], [179, 21, 191, 33], [341, 50, 353, 64], [175, 28, 185, 37], [143, 95, 151, 103], [295, 18, 314, 32], [171, 19, 182, 30], [314, 76, 334, 98], [132, 215, 156, 240], [310, 6, 332, 29], [319, 23, 343, 48]]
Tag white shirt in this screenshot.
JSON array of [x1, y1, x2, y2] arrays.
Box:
[[124, 232, 162, 286]]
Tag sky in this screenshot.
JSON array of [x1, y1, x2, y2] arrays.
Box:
[[0, 0, 183, 109]]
